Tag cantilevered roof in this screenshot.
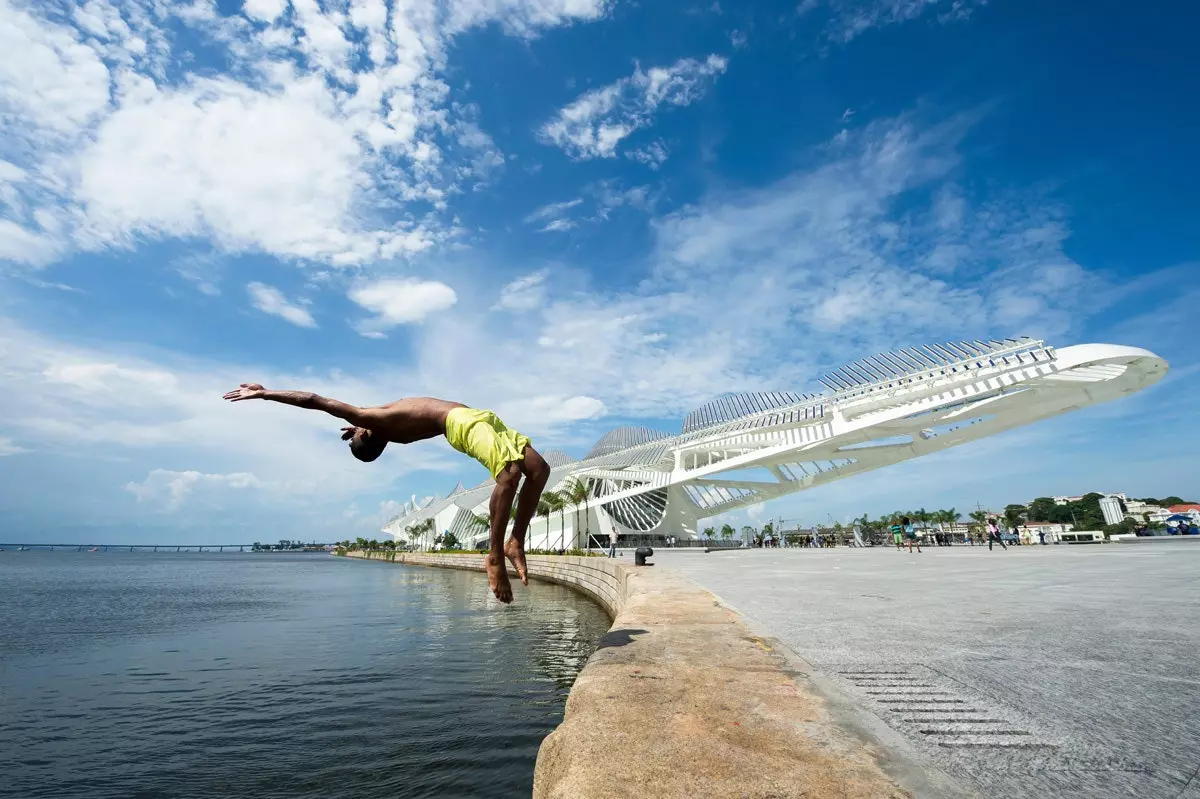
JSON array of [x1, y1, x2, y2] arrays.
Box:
[[585, 426, 675, 460], [682, 391, 817, 435], [541, 449, 577, 467], [819, 338, 1050, 393]]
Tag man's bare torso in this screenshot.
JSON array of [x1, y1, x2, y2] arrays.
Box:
[[366, 397, 466, 444]]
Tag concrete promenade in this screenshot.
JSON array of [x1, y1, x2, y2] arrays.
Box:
[[657, 544, 1200, 798]]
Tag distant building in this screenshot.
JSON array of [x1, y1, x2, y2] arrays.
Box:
[[1099, 496, 1125, 526], [1125, 499, 1167, 520], [1053, 492, 1125, 506], [1018, 522, 1074, 544]]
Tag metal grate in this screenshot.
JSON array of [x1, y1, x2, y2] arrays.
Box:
[[834, 666, 1055, 750]]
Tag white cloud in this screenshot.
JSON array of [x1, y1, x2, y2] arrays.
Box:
[[494, 269, 548, 311], [126, 469, 263, 510], [0, 0, 611, 269], [173, 253, 222, 296], [823, 0, 990, 44], [348, 277, 458, 335], [0, 317, 458, 505], [539, 54, 727, 159], [0, 0, 112, 136], [626, 140, 669, 169], [0, 436, 29, 456], [524, 197, 583, 223], [247, 282, 317, 328], [524, 198, 582, 232], [538, 218, 575, 233]]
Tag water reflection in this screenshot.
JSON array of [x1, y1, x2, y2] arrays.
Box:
[[0, 553, 611, 799]]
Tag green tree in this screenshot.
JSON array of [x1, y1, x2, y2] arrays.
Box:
[[1003, 504, 1027, 530], [720, 523, 735, 540], [1103, 517, 1136, 538], [702, 526, 715, 539], [545, 490, 567, 550], [761, 521, 774, 539], [536, 494, 555, 549], [968, 510, 989, 536], [563, 477, 590, 549], [464, 511, 490, 547], [1027, 497, 1057, 523]]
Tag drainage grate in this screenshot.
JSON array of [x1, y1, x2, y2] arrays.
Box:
[[834, 665, 1056, 750]]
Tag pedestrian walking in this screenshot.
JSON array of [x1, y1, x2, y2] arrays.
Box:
[[987, 518, 1007, 551]]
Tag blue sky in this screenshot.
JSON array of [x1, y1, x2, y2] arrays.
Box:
[[1, 0, 1196, 544]]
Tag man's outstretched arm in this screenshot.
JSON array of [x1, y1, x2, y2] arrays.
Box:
[[223, 383, 373, 426]]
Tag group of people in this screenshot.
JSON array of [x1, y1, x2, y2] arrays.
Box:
[[891, 516, 1016, 552]]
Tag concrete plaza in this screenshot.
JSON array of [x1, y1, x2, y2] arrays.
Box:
[[655, 542, 1200, 798]]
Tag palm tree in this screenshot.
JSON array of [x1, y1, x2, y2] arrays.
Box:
[[466, 511, 490, 547], [563, 478, 590, 550], [702, 526, 715, 539], [536, 494, 555, 550], [968, 509, 989, 539], [543, 490, 566, 550]]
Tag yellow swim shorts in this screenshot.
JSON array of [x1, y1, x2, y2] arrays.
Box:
[[444, 407, 531, 479]]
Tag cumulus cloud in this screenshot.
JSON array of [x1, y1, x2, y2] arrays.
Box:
[[247, 282, 316, 328], [539, 54, 727, 160], [348, 277, 458, 336], [126, 469, 263, 510], [0, 0, 610, 268]]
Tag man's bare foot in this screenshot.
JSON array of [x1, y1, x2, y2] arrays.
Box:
[[485, 554, 513, 603], [504, 537, 528, 586]]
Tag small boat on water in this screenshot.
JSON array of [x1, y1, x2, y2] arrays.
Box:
[[88, 547, 99, 553]]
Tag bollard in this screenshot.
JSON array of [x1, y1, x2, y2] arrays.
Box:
[[634, 545, 654, 566]]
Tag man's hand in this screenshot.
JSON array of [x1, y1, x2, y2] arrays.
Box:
[[223, 383, 267, 402], [341, 426, 361, 441]]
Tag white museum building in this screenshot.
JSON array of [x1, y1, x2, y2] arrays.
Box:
[[382, 338, 1167, 551]]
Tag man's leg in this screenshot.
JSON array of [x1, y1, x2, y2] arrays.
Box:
[[487, 463, 521, 603], [505, 446, 550, 585]]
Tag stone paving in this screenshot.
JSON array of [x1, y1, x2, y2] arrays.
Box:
[[655, 542, 1200, 798]]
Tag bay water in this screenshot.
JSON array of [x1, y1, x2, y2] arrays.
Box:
[[0, 552, 610, 798]]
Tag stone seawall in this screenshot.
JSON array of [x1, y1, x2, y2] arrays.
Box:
[[343, 550, 941, 798], [345, 550, 625, 617]]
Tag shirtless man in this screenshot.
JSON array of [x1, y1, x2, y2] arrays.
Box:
[[222, 384, 550, 603]]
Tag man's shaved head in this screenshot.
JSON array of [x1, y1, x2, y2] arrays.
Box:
[[348, 428, 387, 462]]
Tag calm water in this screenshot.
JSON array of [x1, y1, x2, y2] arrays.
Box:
[[0, 552, 611, 798]]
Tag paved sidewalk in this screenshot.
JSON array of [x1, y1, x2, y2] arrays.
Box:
[[656, 544, 1200, 798]]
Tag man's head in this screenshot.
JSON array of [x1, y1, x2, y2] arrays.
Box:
[[901, 516, 911, 526], [342, 426, 387, 462]]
